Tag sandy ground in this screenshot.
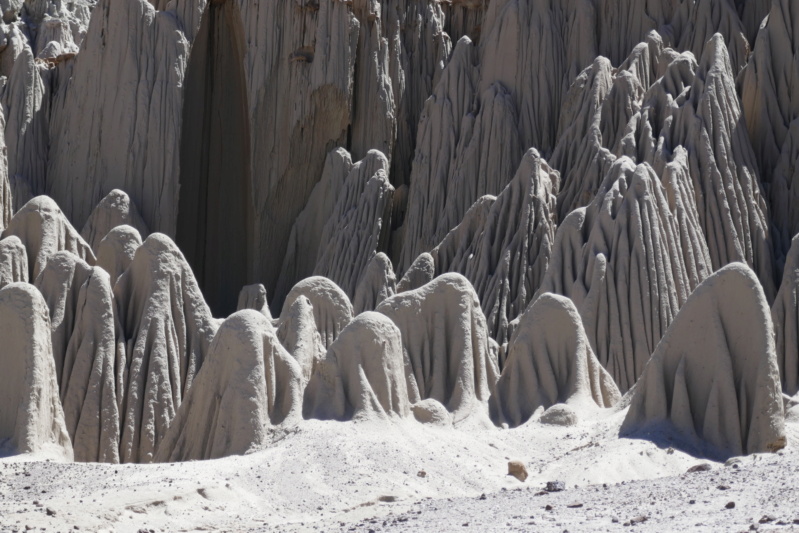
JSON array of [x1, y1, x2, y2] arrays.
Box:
[[2, 409, 798, 532]]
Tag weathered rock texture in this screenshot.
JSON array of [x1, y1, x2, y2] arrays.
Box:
[[622, 264, 786, 458], [377, 274, 498, 425], [95, 225, 142, 285], [0, 283, 72, 459], [114, 233, 217, 463], [313, 150, 394, 298], [280, 277, 353, 351], [80, 189, 148, 252], [3, 196, 94, 280], [304, 312, 410, 421], [155, 311, 303, 462], [0, 235, 27, 288], [490, 294, 621, 428], [431, 148, 559, 344], [541, 157, 710, 393], [772, 235, 799, 396], [35, 252, 121, 463]]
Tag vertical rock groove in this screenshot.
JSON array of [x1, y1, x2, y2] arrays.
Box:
[[177, 0, 252, 317]]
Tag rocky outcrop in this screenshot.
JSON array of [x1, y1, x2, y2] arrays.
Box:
[[352, 252, 396, 315], [0, 282, 72, 459], [0, 235, 27, 288], [94, 225, 142, 285], [377, 273, 499, 425], [772, 235, 799, 396], [275, 148, 354, 309], [80, 189, 148, 252], [430, 148, 559, 344], [622, 264, 786, 458], [35, 252, 121, 463], [46, 0, 189, 235], [740, 0, 799, 263], [237, 284, 272, 319], [280, 277, 353, 351], [396, 252, 435, 293], [2, 196, 94, 280], [154, 311, 303, 462], [277, 295, 324, 381], [114, 233, 217, 463], [304, 312, 410, 421], [540, 157, 711, 393], [490, 294, 620, 428], [313, 150, 394, 298]]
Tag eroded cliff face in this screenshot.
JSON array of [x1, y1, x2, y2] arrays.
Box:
[[0, 0, 796, 465]]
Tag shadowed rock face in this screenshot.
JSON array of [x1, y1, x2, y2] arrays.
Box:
[[177, 0, 252, 318]]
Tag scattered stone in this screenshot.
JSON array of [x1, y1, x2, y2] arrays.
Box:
[[630, 516, 648, 525], [45, 508, 56, 517], [759, 515, 776, 524], [687, 463, 712, 473], [567, 503, 583, 508], [417, 471, 426, 478], [378, 496, 397, 503], [726, 502, 736, 509], [689, 500, 696, 504], [545, 505, 553, 511], [479, 494, 486, 500], [546, 481, 566, 492], [508, 461, 528, 482], [717, 484, 730, 490]]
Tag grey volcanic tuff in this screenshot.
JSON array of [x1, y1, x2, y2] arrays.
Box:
[[0, 0, 793, 471]]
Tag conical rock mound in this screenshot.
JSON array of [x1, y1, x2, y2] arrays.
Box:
[[35, 252, 122, 463], [304, 312, 410, 421], [0, 235, 27, 288], [490, 294, 621, 428], [95, 225, 142, 285], [154, 311, 303, 463], [237, 283, 272, 319], [0, 283, 72, 459], [352, 252, 396, 315], [621, 263, 786, 458], [313, 150, 394, 298], [540, 157, 711, 393], [377, 273, 499, 425], [2, 196, 94, 279], [114, 233, 217, 463], [396, 252, 435, 293], [431, 148, 559, 344], [80, 189, 148, 252], [772, 235, 799, 396], [280, 277, 353, 350], [277, 295, 325, 381]]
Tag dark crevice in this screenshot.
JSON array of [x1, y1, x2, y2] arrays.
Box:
[[177, 0, 252, 318]]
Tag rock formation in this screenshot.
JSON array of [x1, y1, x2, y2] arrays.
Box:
[[280, 277, 353, 351], [313, 150, 395, 298], [3, 196, 94, 279], [740, 0, 799, 264], [304, 312, 410, 421], [772, 235, 799, 397], [541, 157, 711, 392], [396, 252, 435, 293], [490, 294, 621, 428], [80, 189, 148, 252], [94, 225, 142, 285], [621, 264, 786, 458], [376, 273, 498, 425], [277, 295, 324, 381], [114, 233, 217, 463], [35, 252, 121, 463], [154, 311, 303, 462], [352, 252, 396, 315], [0, 235, 27, 288], [0, 283, 72, 459], [430, 148, 559, 344], [237, 284, 272, 319]]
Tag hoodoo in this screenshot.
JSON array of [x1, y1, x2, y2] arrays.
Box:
[[622, 264, 786, 458], [0, 283, 72, 459]]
